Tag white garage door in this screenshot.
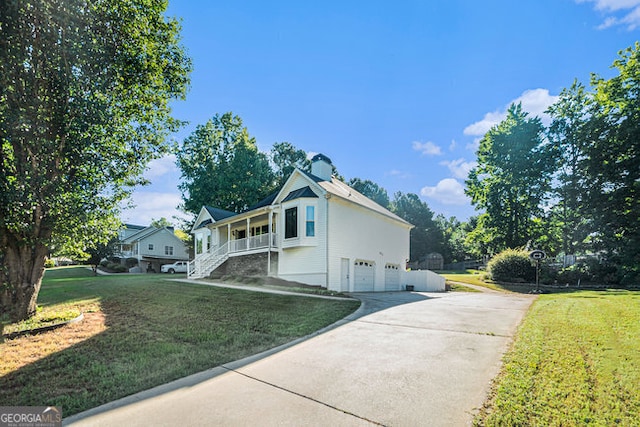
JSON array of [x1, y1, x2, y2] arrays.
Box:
[[385, 264, 401, 291], [354, 260, 375, 292]]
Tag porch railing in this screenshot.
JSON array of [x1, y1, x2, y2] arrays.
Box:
[[188, 233, 278, 279], [228, 233, 277, 253]]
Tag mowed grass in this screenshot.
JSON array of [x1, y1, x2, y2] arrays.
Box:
[[476, 290, 640, 425], [0, 267, 360, 416], [440, 270, 503, 292]]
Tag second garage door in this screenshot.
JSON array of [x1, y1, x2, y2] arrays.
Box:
[[384, 264, 401, 291], [354, 260, 375, 292]]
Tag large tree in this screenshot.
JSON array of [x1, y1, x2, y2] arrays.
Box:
[[348, 178, 390, 209], [271, 142, 310, 189], [391, 192, 441, 261], [176, 113, 276, 216], [465, 103, 554, 254], [581, 44, 640, 282], [546, 81, 593, 256], [0, 0, 191, 321]]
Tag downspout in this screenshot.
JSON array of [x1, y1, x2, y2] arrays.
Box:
[[267, 208, 272, 276], [325, 193, 331, 289]]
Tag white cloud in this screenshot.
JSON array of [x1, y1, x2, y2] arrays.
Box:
[[449, 139, 457, 151], [144, 154, 178, 179], [420, 178, 470, 205], [440, 158, 478, 180], [121, 191, 186, 226], [577, 0, 640, 30], [385, 169, 411, 179], [412, 141, 443, 156], [463, 88, 559, 139]]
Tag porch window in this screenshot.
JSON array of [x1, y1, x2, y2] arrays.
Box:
[[165, 245, 174, 256], [285, 207, 297, 238], [195, 236, 203, 254], [306, 206, 315, 237]]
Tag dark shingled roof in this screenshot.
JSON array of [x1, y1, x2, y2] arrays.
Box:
[[245, 191, 278, 212], [205, 206, 237, 221], [282, 186, 319, 202]]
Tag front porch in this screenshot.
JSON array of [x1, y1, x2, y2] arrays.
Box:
[[189, 209, 279, 279]]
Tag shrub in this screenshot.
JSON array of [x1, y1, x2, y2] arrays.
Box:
[[488, 248, 535, 283], [125, 257, 138, 268], [44, 259, 56, 268], [112, 264, 127, 273]]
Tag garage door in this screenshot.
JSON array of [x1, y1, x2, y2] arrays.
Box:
[[385, 264, 400, 291], [354, 260, 375, 292]]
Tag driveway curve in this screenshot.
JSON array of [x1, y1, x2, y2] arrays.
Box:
[[65, 290, 535, 426]]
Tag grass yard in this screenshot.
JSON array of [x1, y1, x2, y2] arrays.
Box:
[[475, 290, 640, 425], [0, 267, 360, 416], [440, 270, 504, 292]]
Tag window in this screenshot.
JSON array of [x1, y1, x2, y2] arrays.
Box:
[[148, 243, 154, 251], [195, 236, 202, 254], [165, 246, 174, 256], [285, 207, 297, 238], [206, 235, 211, 251], [306, 206, 315, 237]]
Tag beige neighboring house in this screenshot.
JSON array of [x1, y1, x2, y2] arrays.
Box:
[[189, 154, 445, 292], [117, 224, 189, 273]]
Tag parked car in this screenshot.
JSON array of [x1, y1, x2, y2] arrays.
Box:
[[160, 261, 188, 274]]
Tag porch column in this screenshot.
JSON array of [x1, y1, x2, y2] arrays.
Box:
[[246, 218, 250, 249], [227, 223, 231, 252]]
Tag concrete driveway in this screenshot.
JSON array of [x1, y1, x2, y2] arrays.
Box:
[[65, 290, 535, 426]]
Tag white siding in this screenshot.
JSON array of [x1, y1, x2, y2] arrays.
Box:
[[326, 196, 411, 292], [139, 229, 189, 260], [276, 174, 327, 286]]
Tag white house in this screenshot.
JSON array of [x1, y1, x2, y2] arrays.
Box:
[[117, 225, 189, 273], [189, 154, 445, 292]]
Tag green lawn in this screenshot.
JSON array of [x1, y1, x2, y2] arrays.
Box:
[[476, 290, 640, 425], [0, 267, 360, 416], [440, 270, 505, 292]]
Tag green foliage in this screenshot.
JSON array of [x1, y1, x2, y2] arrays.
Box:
[[150, 217, 173, 228], [546, 81, 593, 256], [271, 142, 311, 189], [466, 104, 554, 254], [44, 259, 56, 269], [391, 192, 442, 261], [0, 0, 191, 320], [176, 113, 276, 216], [348, 178, 391, 208], [487, 248, 535, 283]]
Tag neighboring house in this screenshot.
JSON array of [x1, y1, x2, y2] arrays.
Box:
[[189, 154, 445, 292], [117, 224, 189, 273]]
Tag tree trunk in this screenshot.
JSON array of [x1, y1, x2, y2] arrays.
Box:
[[0, 238, 48, 322]]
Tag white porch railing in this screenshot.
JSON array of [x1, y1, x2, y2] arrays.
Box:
[[188, 233, 278, 279], [228, 233, 277, 253]]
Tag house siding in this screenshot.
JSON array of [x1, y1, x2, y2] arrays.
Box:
[[139, 229, 189, 260], [326, 196, 410, 292], [277, 196, 327, 286]]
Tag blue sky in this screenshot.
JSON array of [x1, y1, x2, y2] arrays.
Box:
[[122, 0, 640, 226]]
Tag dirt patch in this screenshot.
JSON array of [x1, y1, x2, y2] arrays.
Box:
[[1, 311, 107, 376]]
